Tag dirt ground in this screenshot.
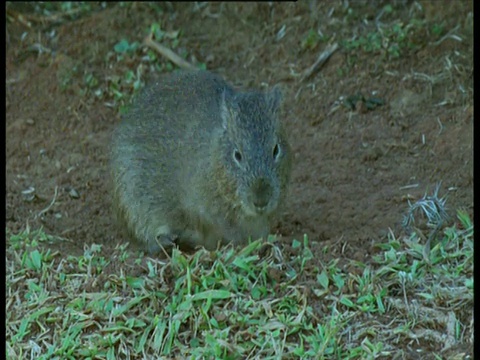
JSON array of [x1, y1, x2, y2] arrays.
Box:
[[6, 1, 472, 275]]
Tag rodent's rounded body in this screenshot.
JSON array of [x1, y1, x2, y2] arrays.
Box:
[[111, 70, 292, 252]]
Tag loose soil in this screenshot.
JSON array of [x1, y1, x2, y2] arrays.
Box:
[[6, 1, 473, 261], [6, 0, 473, 314]]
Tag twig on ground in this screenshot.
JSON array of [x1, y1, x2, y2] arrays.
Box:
[[143, 33, 198, 71], [36, 186, 59, 219], [300, 42, 339, 83], [431, 25, 462, 46]]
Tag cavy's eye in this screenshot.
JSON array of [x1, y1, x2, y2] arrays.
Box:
[[272, 143, 280, 160], [233, 149, 243, 164]]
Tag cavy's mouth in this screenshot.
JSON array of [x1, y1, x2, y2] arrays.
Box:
[[240, 199, 276, 217]]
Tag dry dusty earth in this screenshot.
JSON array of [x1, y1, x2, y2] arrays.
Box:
[[5, 1, 473, 354]]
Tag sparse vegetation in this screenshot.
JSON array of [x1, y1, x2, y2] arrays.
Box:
[[338, 3, 460, 65], [6, 1, 473, 359], [6, 195, 473, 358]]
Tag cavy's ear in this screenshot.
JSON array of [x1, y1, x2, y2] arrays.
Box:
[[266, 85, 283, 115], [221, 89, 238, 130]]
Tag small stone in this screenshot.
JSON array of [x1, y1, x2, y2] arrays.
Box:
[[21, 186, 35, 195], [21, 187, 36, 202], [68, 187, 80, 199]]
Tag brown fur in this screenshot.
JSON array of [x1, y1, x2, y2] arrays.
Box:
[[110, 70, 292, 253]]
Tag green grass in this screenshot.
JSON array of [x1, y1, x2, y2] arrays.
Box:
[[337, 3, 454, 64], [6, 205, 473, 359]]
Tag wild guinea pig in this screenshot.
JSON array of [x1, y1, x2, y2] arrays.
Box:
[[110, 70, 292, 253]]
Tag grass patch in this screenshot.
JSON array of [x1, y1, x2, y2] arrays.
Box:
[[6, 206, 473, 358], [339, 2, 456, 62], [342, 18, 429, 60]]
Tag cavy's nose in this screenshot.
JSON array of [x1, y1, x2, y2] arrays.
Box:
[[250, 178, 273, 211]]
